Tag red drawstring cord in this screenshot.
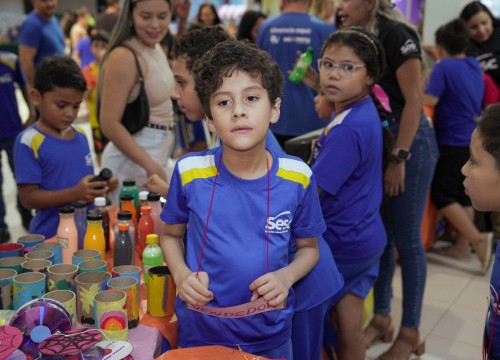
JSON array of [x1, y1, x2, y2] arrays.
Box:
[[196, 153, 271, 276]]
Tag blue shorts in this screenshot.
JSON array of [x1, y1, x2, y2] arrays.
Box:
[[330, 255, 381, 306]]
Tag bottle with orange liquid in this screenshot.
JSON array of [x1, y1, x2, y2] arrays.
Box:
[[138, 206, 155, 256], [83, 211, 106, 259]]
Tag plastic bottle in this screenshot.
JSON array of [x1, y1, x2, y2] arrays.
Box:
[[138, 206, 155, 256], [288, 47, 314, 84], [83, 211, 106, 259], [137, 191, 149, 222], [114, 222, 133, 267], [114, 211, 136, 254], [120, 194, 137, 240], [94, 197, 110, 251], [119, 179, 139, 209], [142, 234, 164, 283], [72, 201, 87, 250], [147, 192, 163, 237], [57, 206, 78, 264]]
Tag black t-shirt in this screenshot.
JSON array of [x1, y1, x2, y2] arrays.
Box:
[[472, 25, 500, 88], [377, 19, 422, 114]]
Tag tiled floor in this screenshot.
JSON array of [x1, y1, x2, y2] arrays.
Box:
[[2, 90, 490, 360]]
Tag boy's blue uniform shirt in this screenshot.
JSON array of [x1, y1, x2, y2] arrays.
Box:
[[0, 52, 26, 140], [426, 57, 483, 147], [312, 97, 386, 262], [161, 146, 325, 353], [14, 125, 94, 238], [19, 12, 65, 66], [487, 243, 500, 358]]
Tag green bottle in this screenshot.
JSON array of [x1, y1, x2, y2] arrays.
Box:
[[288, 47, 314, 84], [119, 178, 139, 210], [142, 234, 164, 283]]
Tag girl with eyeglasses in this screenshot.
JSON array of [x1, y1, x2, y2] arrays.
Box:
[[310, 27, 393, 360]]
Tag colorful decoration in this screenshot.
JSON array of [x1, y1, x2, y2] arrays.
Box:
[[100, 311, 127, 331], [94, 290, 128, 341], [39, 329, 102, 356], [0, 326, 22, 359]]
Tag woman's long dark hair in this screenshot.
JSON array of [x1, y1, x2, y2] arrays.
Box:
[[237, 10, 266, 43]]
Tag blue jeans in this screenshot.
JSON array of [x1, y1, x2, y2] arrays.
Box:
[[374, 115, 438, 328], [0, 136, 27, 229]]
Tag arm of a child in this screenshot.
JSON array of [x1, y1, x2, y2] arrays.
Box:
[[249, 236, 319, 307], [145, 174, 168, 197], [161, 222, 214, 306], [18, 175, 108, 209], [19, 84, 36, 127], [423, 93, 438, 107]]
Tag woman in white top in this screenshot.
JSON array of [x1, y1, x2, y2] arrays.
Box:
[[99, 0, 175, 204]]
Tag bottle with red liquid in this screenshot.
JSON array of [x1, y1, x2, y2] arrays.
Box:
[[138, 206, 155, 257], [147, 192, 163, 237]]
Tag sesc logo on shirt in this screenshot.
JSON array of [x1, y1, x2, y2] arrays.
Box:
[[266, 211, 293, 234]]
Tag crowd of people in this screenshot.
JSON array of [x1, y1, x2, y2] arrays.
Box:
[[1, 0, 500, 359]]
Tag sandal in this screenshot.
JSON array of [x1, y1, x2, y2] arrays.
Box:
[[377, 328, 425, 360], [364, 315, 394, 349]]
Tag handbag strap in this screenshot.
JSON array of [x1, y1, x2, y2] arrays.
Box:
[[122, 45, 145, 83]]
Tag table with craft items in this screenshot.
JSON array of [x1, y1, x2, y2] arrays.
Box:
[[46, 205, 178, 359]]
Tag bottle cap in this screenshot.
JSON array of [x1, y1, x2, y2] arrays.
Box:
[[140, 206, 151, 214], [139, 191, 149, 201], [118, 222, 130, 231], [99, 168, 113, 181], [117, 211, 132, 220], [122, 178, 136, 187], [87, 211, 103, 221], [72, 201, 87, 209], [147, 192, 161, 201], [146, 234, 158, 244], [120, 194, 134, 201], [59, 206, 75, 214], [94, 197, 106, 207]]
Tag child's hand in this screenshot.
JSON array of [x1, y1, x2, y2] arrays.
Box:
[[249, 269, 291, 307], [74, 175, 108, 203], [177, 270, 214, 306], [145, 174, 168, 197], [145, 160, 168, 183], [106, 175, 119, 192]]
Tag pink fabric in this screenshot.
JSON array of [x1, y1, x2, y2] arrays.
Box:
[[373, 84, 392, 113]]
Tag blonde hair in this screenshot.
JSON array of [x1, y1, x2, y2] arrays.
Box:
[[366, 0, 416, 36]]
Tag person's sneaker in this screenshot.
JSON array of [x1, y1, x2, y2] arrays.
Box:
[[0, 227, 10, 244], [474, 232, 493, 275]]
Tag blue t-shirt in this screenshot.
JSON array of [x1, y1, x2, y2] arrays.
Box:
[[257, 13, 334, 137], [19, 12, 65, 66], [76, 37, 95, 69], [487, 243, 500, 357], [0, 52, 26, 141], [426, 57, 483, 147], [312, 97, 386, 262], [14, 125, 94, 237], [161, 146, 326, 353]]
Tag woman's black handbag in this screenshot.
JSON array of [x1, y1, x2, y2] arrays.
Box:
[[120, 46, 149, 134]]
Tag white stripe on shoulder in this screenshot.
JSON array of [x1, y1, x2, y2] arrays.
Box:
[[20, 128, 39, 147], [178, 155, 215, 174], [278, 158, 312, 178], [326, 108, 352, 132]]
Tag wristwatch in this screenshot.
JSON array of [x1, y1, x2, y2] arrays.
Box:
[[391, 148, 411, 163]]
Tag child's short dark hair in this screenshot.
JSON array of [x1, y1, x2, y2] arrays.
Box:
[[435, 19, 469, 56], [477, 104, 500, 169], [90, 30, 110, 44], [34, 56, 87, 95], [172, 27, 229, 71], [193, 39, 283, 120]]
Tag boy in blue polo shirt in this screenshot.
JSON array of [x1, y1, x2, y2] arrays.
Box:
[[0, 51, 36, 242], [160, 39, 325, 358], [14, 56, 116, 239], [424, 18, 491, 273]]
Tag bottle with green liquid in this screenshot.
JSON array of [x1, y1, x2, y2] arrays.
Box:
[[288, 47, 314, 84], [142, 234, 164, 283]]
